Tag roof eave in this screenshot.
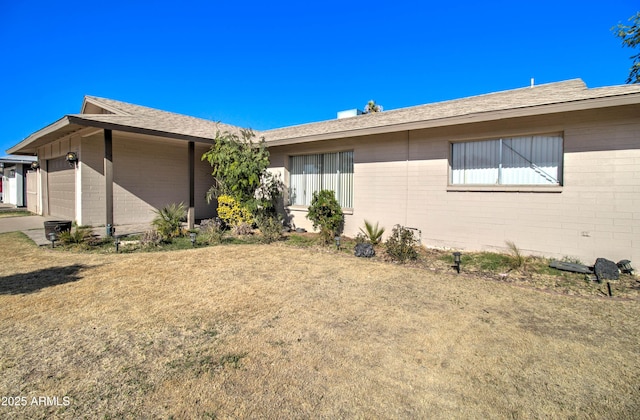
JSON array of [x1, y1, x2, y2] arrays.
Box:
[[6, 116, 78, 155], [264, 93, 640, 147], [67, 115, 216, 144]]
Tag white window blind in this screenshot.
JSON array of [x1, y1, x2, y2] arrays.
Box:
[[289, 151, 353, 207], [451, 135, 562, 185]]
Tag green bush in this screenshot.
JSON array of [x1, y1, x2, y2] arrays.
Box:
[[359, 220, 385, 245], [306, 190, 344, 245], [385, 225, 418, 263], [152, 202, 186, 241]]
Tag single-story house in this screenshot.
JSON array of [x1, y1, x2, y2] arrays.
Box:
[[7, 79, 640, 263], [0, 155, 37, 207]]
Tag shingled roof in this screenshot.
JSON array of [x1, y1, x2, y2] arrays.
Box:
[[75, 96, 242, 139], [261, 79, 640, 145], [9, 79, 640, 155], [8, 96, 242, 155]]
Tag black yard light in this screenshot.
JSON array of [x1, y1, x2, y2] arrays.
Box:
[[114, 235, 120, 253], [190, 231, 197, 247], [335, 235, 341, 250], [453, 252, 462, 274], [48, 232, 57, 249]]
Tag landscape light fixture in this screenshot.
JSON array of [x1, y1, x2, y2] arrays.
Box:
[[453, 252, 462, 274], [65, 152, 78, 166], [190, 231, 197, 247], [114, 236, 120, 253], [31, 161, 40, 170], [48, 232, 57, 249], [335, 235, 341, 250]]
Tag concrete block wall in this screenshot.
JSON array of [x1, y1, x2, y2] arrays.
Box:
[[269, 105, 640, 263]]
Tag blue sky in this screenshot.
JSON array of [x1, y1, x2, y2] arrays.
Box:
[[1, 1, 638, 154]]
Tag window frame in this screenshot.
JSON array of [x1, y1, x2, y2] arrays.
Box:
[[287, 150, 354, 210], [448, 133, 564, 192]]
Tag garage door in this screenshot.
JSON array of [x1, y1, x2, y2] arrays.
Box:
[[47, 157, 75, 220]]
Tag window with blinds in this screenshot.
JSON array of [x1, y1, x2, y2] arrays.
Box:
[[289, 151, 354, 208], [451, 134, 563, 186]]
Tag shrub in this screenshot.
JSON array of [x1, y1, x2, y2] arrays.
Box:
[[217, 195, 254, 228], [359, 220, 385, 245], [141, 229, 162, 247], [233, 222, 253, 236], [199, 218, 225, 244], [152, 202, 186, 241], [306, 190, 344, 245], [354, 232, 368, 245], [255, 214, 283, 243], [59, 224, 92, 245], [385, 225, 418, 263]]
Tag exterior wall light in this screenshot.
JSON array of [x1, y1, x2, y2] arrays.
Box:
[[453, 252, 462, 274], [31, 161, 40, 170], [65, 152, 78, 165], [335, 235, 341, 250], [48, 232, 57, 248], [190, 231, 197, 247]]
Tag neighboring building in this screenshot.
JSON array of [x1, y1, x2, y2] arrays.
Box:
[[7, 79, 640, 262], [0, 155, 37, 207], [262, 79, 640, 263]]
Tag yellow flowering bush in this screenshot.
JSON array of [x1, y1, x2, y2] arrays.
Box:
[[217, 195, 254, 227]]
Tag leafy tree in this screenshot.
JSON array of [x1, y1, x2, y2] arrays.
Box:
[[306, 190, 344, 245], [613, 12, 640, 83], [364, 100, 383, 113], [201, 129, 282, 215]]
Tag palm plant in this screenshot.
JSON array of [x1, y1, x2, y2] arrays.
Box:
[[152, 202, 187, 241], [359, 220, 385, 245]]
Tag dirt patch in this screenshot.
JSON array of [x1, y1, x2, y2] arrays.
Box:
[[0, 232, 639, 418]]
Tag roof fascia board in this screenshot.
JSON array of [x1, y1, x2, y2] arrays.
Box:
[[6, 116, 74, 155], [67, 115, 215, 144], [265, 93, 640, 147]]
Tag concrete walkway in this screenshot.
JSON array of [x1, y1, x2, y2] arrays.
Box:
[[0, 205, 153, 246]]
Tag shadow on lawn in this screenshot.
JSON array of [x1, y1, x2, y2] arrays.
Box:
[[0, 264, 92, 295]]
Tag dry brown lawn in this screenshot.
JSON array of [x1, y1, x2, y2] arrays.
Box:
[[0, 231, 639, 419]]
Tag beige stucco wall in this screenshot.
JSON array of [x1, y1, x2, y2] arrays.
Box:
[[269, 105, 640, 263]]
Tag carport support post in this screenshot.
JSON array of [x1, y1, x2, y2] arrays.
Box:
[[188, 141, 195, 229], [104, 129, 114, 234]]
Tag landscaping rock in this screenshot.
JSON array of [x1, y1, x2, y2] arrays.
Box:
[[594, 258, 619, 282], [354, 243, 375, 258]]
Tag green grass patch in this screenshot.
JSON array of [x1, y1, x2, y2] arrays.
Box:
[[285, 233, 321, 247], [0, 210, 32, 218], [440, 251, 512, 272]]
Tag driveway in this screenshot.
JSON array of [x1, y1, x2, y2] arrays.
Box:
[[0, 213, 61, 245], [0, 210, 154, 246]]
